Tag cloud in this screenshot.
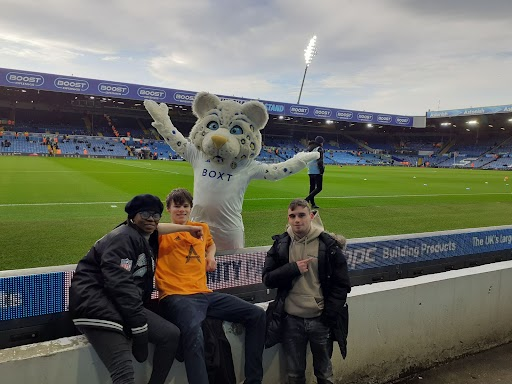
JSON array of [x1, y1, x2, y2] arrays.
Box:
[[101, 56, 121, 62], [0, 0, 511, 115]]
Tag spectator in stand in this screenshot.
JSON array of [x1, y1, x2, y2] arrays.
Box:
[[304, 136, 325, 209]]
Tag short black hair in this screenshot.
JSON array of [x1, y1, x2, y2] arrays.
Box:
[[165, 188, 193, 209]]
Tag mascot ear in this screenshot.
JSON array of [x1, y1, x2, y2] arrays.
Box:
[[193, 92, 221, 118], [241, 101, 269, 131]]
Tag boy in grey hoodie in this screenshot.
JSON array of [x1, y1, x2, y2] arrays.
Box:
[[263, 199, 351, 384]]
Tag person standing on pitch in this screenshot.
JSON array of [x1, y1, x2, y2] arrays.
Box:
[[69, 194, 203, 384], [263, 198, 351, 384], [304, 136, 325, 209]]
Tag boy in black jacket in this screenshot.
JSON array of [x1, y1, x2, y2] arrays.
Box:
[[263, 199, 351, 384], [69, 194, 203, 384]]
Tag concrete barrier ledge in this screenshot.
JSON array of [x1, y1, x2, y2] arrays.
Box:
[[1, 261, 512, 384]]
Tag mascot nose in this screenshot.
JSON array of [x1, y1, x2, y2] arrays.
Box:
[[211, 135, 228, 149]]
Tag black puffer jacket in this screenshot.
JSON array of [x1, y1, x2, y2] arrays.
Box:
[[262, 231, 351, 357], [69, 222, 158, 335]]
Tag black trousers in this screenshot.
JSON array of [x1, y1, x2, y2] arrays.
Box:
[[305, 174, 323, 205], [79, 308, 180, 384]]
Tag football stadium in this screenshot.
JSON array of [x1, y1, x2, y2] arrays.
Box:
[[1, 67, 512, 384], [1, 67, 512, 269]]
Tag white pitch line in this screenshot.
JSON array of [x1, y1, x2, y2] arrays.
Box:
[[91, 159, 180, 174], [2, 170, 161, 174], [245, 192, 512, 201], [0, 201, 127, 207], [0, 192, 510, 207]]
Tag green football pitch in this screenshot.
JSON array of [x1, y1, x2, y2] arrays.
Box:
[[1, 156, 511, 270]]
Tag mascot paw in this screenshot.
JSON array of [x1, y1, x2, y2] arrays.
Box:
[[151, 122, 173, 138], [295, 151, 320, 164], [144, 99, 169, 123], [144, 100, 173, 138]]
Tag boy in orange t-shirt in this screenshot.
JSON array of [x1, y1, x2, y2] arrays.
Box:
[[157, 188, 265, 384], [157, 214, 215, 298]]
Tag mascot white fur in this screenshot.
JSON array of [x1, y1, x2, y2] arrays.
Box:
[[145, 93, 319, 250]]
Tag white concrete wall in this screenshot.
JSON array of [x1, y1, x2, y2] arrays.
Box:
[[334, 260, 512, 384], [1, 261, 511, 384]]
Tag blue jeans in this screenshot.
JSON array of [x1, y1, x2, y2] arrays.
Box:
[[160, 292, 265, 384], [282, 315, 334, 384]]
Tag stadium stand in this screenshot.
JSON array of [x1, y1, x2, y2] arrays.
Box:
[[1, 85, 512, 171]]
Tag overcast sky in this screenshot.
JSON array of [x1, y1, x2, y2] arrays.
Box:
[[1, 0, 511, 116]]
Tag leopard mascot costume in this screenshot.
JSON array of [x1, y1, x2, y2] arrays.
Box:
[[145, 92, 319, 250]]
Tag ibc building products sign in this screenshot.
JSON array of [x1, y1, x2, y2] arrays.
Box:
[[0, 67, 414, 126], [345, 227, 512, 270]]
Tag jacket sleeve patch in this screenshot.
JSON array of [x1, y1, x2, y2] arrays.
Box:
[[120, 258, 133, 271]]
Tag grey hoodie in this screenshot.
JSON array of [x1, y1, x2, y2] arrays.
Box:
[[284, 211, 325, 318]]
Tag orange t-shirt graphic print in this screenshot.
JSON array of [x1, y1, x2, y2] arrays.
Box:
[[157, 221, 214, 298]]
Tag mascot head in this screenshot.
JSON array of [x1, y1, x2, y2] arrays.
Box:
[[189, 92, 268, 169]]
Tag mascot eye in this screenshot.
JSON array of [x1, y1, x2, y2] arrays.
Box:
[[230, 126, 243, 135], [207, 121, 219, 131]]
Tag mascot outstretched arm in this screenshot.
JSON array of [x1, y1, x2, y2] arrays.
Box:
[[145, 92, 319, 251]]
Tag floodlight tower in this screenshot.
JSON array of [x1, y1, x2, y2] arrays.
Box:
[[297, 35, 317, 104]]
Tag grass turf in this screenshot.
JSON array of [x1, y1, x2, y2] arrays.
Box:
[[1, 156, 511, 270]]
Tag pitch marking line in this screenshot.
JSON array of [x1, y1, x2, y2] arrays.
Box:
[[0, 192, 510, 207], [92, 159, 180, 174]]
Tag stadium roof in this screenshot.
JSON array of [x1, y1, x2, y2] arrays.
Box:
[[0, 67, 419, 128], [426, 104, 512, 132]]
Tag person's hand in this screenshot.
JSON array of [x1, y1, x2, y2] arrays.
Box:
[[131, 330, 148, 363], [188, 225, 204, 239], [296, 257, 314, 274], [206, 256, 217, 272]]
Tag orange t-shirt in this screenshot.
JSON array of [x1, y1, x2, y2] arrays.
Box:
[[157, 221, 214, 299]]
